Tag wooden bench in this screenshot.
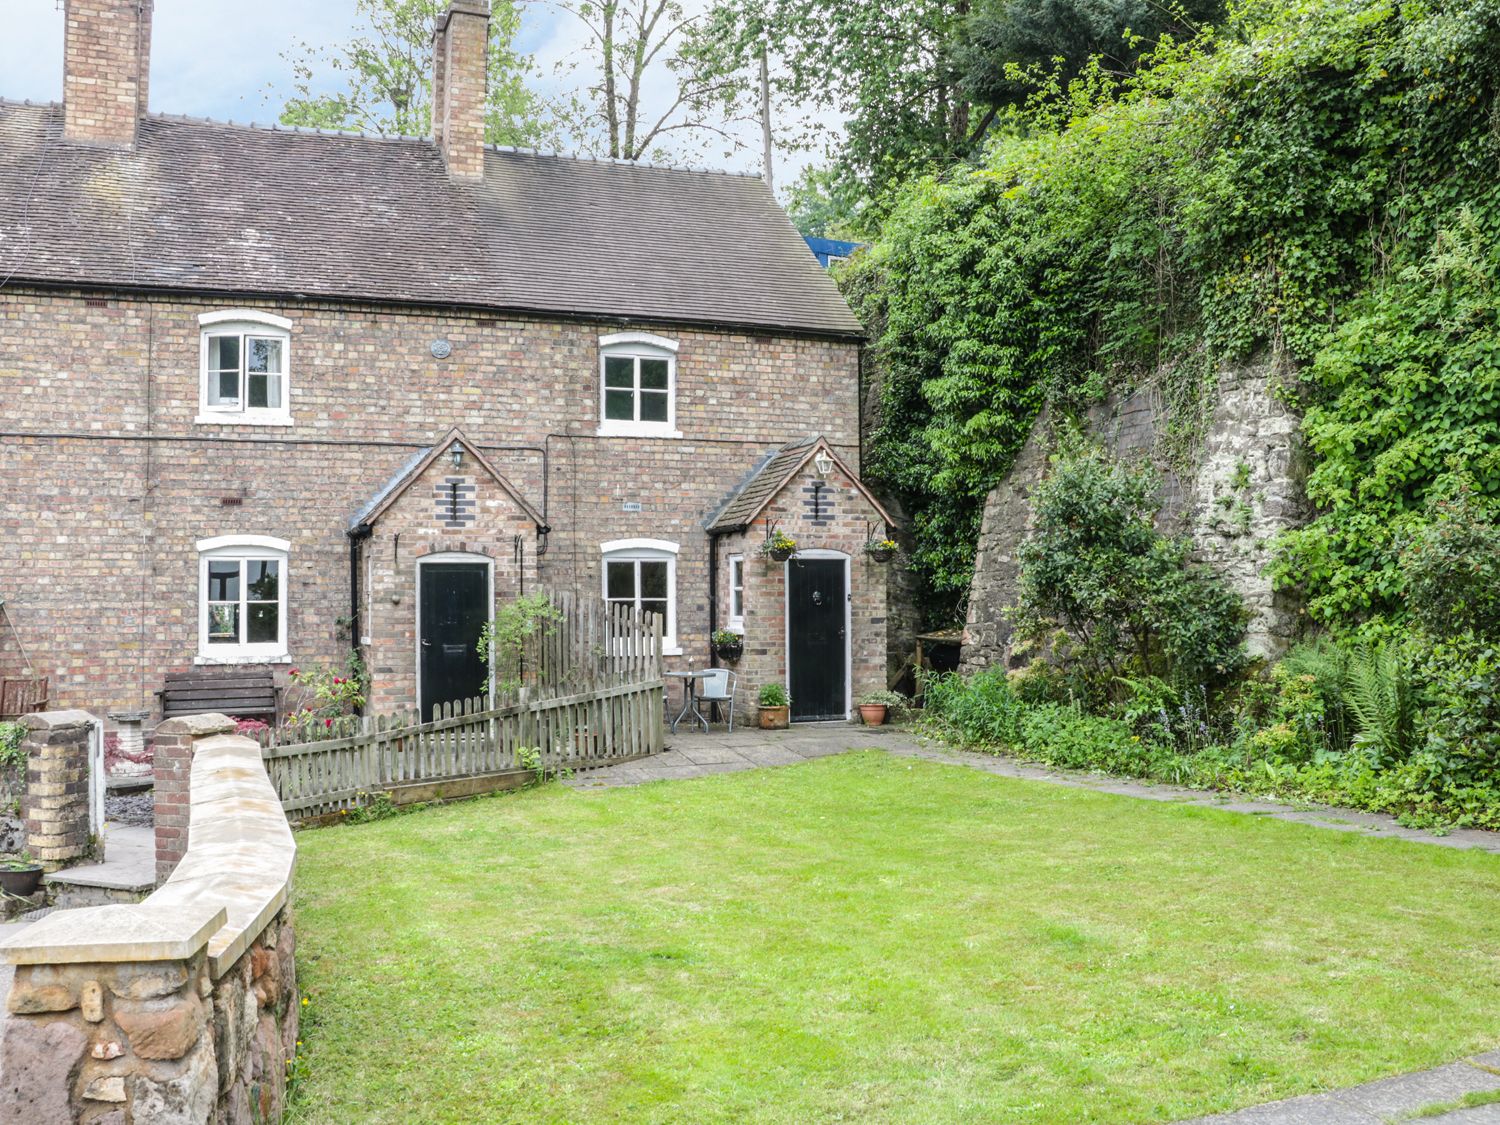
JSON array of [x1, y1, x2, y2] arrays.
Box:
[[157, 669, 281, 724]]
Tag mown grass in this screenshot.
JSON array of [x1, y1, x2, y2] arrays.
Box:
[[287, 752, 1500, 1124]]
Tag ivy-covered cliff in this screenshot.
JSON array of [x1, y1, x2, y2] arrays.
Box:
[[846, 0, 1500, 634]]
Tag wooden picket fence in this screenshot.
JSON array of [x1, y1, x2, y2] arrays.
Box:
[[256, 593, 664, 820]]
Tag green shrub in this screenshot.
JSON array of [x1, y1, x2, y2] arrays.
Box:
[[0, 723, 24, 773], [1012, 442, 1247, 702], [922, 667, 1025, 747], [1400, 486, 1500, 641]]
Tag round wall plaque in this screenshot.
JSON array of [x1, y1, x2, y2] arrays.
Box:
[[430, 339, 452, 359]]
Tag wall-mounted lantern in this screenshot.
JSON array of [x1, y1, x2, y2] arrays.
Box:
[[813, 449, 834, 477], [449, 441, 464, 470]]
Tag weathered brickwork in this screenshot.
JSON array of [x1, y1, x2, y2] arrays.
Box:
[[714, 459, 889, 720], [62, 0, 152, 149], [0, 287, 866, 729], [435, 1, 488, 179], [20, 710, 95, 869]]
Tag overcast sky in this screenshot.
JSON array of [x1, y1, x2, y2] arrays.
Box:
[[0, 0, 828, 186]]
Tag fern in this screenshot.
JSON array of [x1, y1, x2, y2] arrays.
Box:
[[1345, 643, 1417, 767]]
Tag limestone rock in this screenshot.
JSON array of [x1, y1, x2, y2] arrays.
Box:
[[83, 1074, 127, 1102], [108, 962, 190, 1001], [90, 1039, 124, 1060], [130, 1040, 216, 1125], [80, 980, 104, 1023]]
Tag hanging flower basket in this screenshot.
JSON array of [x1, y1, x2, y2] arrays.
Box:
[[761, 531, 797, 563], [712, 631, 744, 661], [865, 538, 899, 563]]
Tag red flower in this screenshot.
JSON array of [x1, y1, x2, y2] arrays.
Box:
[[325, 718, 333, 728], [290, 668, 300, 677]]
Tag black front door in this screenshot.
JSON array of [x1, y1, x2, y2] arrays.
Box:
[[787, 558, 848, 722], [419, 563, 489, 719]]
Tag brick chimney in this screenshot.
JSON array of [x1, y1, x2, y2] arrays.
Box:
[[431, 0, 489, 180], [62, 0, 153, 148]]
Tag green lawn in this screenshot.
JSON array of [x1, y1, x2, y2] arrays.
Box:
[[287, 753, 1500, 1124]]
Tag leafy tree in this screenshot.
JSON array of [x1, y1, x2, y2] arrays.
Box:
[[274, 0, 553, 148], [542, 0, 760, 162], [956, 0, 1224, 111]]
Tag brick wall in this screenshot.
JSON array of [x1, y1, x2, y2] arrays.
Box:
[[436, 0, 488, 179], [0, 287, 864, 728]]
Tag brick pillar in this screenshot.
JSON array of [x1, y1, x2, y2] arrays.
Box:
[[153, 713, 236, 884], [20, 710, 95, 871]]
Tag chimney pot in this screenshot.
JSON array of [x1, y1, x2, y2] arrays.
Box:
[[63, 0, 153, 149], [432, 1, 490, 180]]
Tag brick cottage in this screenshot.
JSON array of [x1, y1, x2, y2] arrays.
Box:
[[0, 0, 894, 734]]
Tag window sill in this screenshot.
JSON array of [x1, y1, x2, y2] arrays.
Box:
[[725, 622, 744, 634], [194, 653, 292, 666], [195, 412, 295, 428], [595, 424, 683, 439], [662, 644, 683, 657]]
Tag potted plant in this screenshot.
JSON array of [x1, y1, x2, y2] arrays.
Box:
[[857, 690, 909, 727], [0, 855, 43, 897], [865, 537, 899, 563], [712, 629, 744, 661], [757, 683, 790, 729], [760, 530, 797, 563]]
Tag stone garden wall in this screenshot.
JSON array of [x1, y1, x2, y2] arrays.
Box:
[[0, 717, 297, 1124]]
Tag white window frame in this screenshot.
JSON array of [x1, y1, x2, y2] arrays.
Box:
[[726, 553, 745, 632], [195, 534, 290, 663], [596, 332, 681, 439], [196, 310, 294, 426], [600, 538, 681, 655]]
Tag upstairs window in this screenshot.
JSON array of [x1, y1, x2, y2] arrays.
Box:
[[597, 332, 679, 438], [601, 539, 680, 655], [198, 311, 293, 425], [197, 535, 290, 660]]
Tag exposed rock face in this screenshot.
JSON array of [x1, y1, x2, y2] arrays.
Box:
[[960, 355, 1307, 672]]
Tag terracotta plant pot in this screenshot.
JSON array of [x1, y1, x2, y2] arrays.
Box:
[[0, 865, 43, 897], [858, 704, 888, 726], [758, 705, 789, 730]]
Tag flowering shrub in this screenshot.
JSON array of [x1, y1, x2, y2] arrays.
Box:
[[285, 658, 367, 736]]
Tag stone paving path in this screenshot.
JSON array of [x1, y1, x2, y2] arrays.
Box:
[[567, 723, 1500, 1123]]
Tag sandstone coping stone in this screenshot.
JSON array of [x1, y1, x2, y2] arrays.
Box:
[[154, 713, 238, 738], [0, 902, 226, 965], [2, 733, 294, 980], [19, 709, 95, 733]]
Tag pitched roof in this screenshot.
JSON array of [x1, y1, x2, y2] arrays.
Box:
[[0, 102, 864, 339], [706, 435, 894, 533], [350, 427, 546, 531]]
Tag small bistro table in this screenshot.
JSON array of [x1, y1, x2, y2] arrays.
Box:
[[664, 670, 711, 734]]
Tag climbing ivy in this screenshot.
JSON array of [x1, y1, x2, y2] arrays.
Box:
[[846, 0, 1500, 629]]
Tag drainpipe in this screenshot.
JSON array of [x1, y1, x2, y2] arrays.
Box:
[[707, 533, 719, 670], [347, 523, 374, 708]]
